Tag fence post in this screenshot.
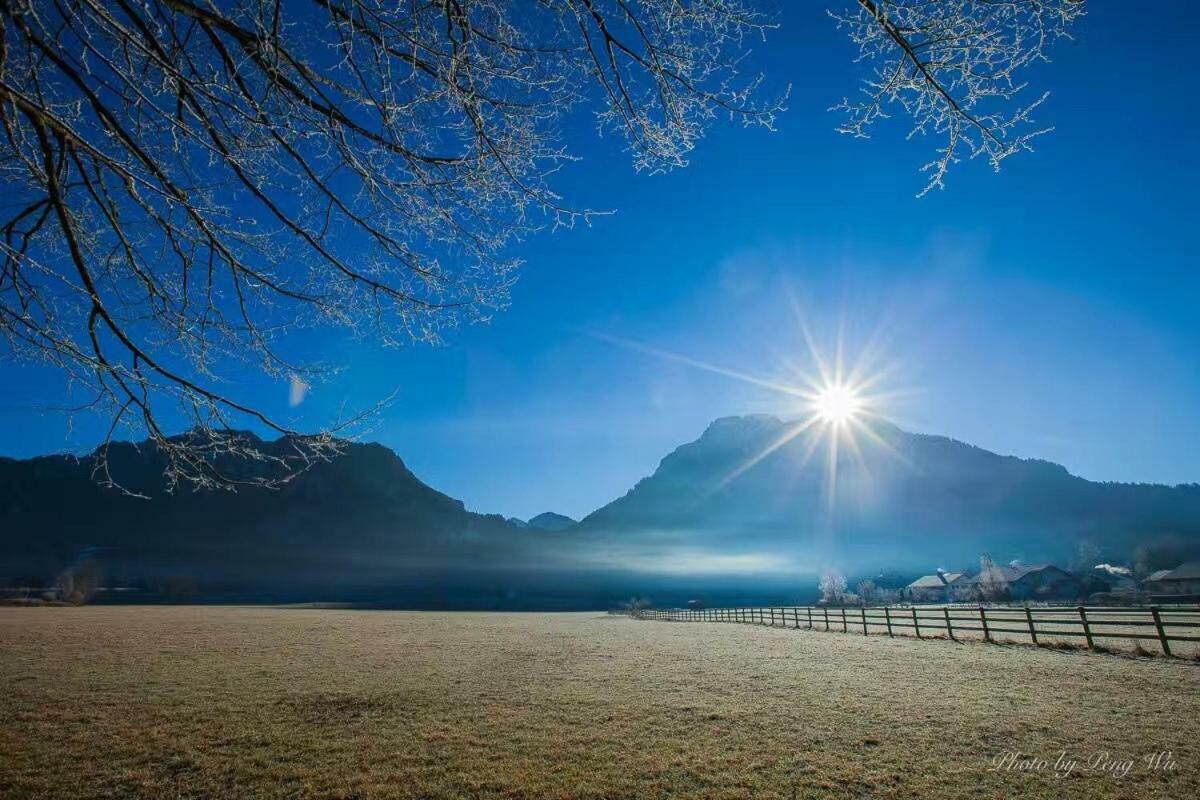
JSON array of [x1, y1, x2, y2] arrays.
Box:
[[1025, 607, 1038, 645], [807, 607, 813, 629], [861, 608, 869, 636], [912, 607, 921, 638], [944, 607, 956, 641], [884, 606, 893, 637], [1151, 606, 1172, 657], [979, 606, 992, 643], [824, 607, 830, 632], [1078, 606, 1094, 649], [770, 607, 776, 626], [840, 607, 848, 633]]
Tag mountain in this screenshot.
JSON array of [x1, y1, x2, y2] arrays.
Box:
[[526, 512, 577, 532], [0, 433, 555, 604], [577, 415, 1200, 573], [3, 417, 1199, 607]]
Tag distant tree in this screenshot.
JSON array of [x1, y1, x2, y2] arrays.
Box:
[[52, 560, 99, 604], [977, 553, 1009, 602], [856, 579, 879, 606], [619, 596, 652, 614], [0, 0, 1083, 489], [1132, 535, 1200, 579], [820, 570, 849, 605], [1071, 540, 1102, 573]]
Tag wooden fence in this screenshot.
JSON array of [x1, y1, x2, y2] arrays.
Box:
[[633, 604, 1200, 657]]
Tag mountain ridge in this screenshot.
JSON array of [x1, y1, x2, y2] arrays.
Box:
[[2, 415, 1198, 604], [577, 414, 1200, 570]]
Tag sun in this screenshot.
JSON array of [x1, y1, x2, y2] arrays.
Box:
[[813, 383, 863, 425]]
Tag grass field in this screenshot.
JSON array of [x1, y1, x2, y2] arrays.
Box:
[[2, 607, 1198, 799]]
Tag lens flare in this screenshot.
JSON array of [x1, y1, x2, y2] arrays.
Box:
[[589, 303, 912, 513], [813, 383, 862, 424]]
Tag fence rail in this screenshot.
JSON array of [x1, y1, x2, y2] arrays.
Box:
[[632, 604, 1200, 657]]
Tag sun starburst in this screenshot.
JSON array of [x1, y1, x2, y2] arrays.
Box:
[[813, 383, 863, 424], [590, 309, 911, 511]]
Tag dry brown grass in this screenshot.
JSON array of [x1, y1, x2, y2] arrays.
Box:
[[1, 606, 1198, 799]]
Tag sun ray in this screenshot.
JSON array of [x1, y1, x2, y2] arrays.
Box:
[[591, 305, 916, 514], [840, 419, 873, 480], [788, 288, 833, 389], [847, 414, 912, 469], [585, 332, 808, 398], [824, 422, 840, 509], [714, 415, 822, 490]]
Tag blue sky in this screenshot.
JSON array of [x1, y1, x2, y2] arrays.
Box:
[[2, 3, 1198, 520]]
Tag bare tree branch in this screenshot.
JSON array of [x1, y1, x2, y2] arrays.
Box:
[[832, 0, 1084, 195], [0, 0, 783, 490]]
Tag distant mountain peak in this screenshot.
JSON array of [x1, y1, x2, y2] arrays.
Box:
[[578, 412, 1200, 570], [526, 512, 577, 532]]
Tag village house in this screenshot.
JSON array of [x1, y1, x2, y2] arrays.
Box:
[[1141, 562, 1200, 598], [1081, 564, 1138, 599], [903, 571, 967, 603], [959, 563, 1082, 602]]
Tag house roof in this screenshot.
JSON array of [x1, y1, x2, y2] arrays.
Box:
[[906, 572, 964, 589], [1158, 562, 1200, 581], [960, 564, 1063, 585]]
